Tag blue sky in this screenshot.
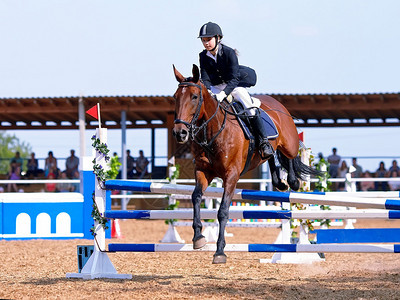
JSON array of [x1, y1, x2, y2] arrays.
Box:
[[1, 1, 399, 171]]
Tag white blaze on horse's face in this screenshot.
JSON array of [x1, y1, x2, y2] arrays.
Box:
[[172, 85, 200, 144]]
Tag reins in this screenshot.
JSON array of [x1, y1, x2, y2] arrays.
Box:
[[174, 82, 227, 153]]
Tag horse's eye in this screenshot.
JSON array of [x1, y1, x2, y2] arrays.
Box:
[[192, 94, 198, 101]]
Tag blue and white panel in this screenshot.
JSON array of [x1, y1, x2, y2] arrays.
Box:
[[0, 193, 84, 240]]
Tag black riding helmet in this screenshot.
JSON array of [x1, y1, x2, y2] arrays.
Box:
[[198, 22, 223, 38]]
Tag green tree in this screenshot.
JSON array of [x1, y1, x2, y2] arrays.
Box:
[[0, 131, 32, 174]]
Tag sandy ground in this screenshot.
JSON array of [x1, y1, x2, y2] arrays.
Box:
[[1, 219, 400, 299]]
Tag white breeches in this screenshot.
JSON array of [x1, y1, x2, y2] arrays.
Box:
[[211, 84, 259, 116]]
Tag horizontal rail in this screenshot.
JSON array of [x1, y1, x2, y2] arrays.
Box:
[[105, 180, 400, 210], [104, 209, 400, 220], [108, 243, 400, 253]]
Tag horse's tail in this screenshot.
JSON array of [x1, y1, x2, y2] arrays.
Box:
[[276, 150, 322, 181]]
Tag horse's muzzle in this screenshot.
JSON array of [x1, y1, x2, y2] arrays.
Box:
[[172, 128, 189, 144]]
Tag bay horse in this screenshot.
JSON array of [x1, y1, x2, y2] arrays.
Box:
[[172, 64, 319, 264]]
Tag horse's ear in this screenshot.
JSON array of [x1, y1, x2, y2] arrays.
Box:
[[192, 64, 200, 83], [173, 64, 185, 83]]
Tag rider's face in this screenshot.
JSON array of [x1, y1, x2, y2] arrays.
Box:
[[201, 37, 216, 52]]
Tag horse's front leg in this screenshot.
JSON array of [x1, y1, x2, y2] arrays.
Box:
[[213, 173, 239, 264], [192, 170, 212, 249]]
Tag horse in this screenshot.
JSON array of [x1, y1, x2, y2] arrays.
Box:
[[172, 64, 319, 264]]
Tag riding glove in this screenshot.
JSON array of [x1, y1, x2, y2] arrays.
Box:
[[215, 91, 227, 102]]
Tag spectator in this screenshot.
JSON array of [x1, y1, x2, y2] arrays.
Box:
[[136, 150, 149, 179], [7, 161, 21, 192], [126, 150, 135, 179], [351, 157, 363, 191], [10, 151, 23, 176], [71, 170, 80, 192], [0, 186, 4, 193], [45, 151, 58, 177], [388, 170, 400, 191], [337, 161, 349, 191], [388, 160, 399, 175], [327, 148, 341, 178], [56, 171, 73, 192], [45, 170, 57, 192], [360, 171, 375, 191], [26, 152, 40, 178], [375, 161, 388, 191], [11, 151, 23, 168], [66, 149, 79, 178]]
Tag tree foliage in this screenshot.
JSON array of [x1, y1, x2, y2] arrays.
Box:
[[0, 131, 32, 174]]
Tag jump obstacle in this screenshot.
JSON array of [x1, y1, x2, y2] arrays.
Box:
[[66, 128, 400, 280]]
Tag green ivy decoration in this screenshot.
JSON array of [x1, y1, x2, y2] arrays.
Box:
[[314, 157, 331, 192], [291, 149, 332, 238], [166, 164, 180, 182], [165, 164, 181, 225], [90, 135, 112, 236], [91, 135, 111, 184], [90, 192, 110, 235]]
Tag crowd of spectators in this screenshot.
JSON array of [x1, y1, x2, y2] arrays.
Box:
[[3, 148, 150, 193], [323, 147, 400, 191], [4, 149, 80, 193]]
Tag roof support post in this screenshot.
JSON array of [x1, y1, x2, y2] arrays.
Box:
[[121, 110, 127, 210], [151, 128, 155, 174]]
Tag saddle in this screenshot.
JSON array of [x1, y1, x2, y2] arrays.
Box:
[[231, 101, 279, 175], [231, 101, 279, 141]]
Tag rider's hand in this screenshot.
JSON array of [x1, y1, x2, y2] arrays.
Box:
[[215, 91, 227, 102]]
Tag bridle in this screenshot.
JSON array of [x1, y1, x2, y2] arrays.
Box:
[[174, 81, 227, 152]]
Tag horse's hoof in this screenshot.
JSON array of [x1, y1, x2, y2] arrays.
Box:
[[212, 254, 227, 264], [193, 236, 206, 249], [276, 182, 289, 192]]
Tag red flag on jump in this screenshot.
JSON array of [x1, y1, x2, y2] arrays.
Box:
[[86, 105, 99, 120], [298, 132, 304, 142]]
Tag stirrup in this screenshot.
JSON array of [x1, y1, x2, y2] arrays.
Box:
[[259, 141, 274, 159]]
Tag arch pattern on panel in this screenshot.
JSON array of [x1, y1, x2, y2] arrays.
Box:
[[56, 212, 71, 235], [16, 213, 31, 235], [36, 213, 51, 235]]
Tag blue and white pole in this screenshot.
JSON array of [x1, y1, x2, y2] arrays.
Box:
[[105, 180, 400, 210]]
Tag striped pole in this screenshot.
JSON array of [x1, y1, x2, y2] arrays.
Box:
[[108, 243, 400, 253], [104, 209, 400, 220], [105, 180, 400, 210], [302, 191, 400, 198]]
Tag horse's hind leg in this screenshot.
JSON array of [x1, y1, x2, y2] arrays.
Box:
[[268, 157, 288, 191], [286, 159, 300, 191], [278, 154, 300, 191]]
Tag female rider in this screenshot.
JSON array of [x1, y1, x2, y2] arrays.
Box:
[[198, 22, 273, 159]]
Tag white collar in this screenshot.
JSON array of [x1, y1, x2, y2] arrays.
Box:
[[206, 45, 219, 62]]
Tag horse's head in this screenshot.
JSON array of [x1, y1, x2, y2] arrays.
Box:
[[172, 64, 203, 144]]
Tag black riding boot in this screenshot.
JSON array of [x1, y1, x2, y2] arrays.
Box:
[[250, 114, 274, 159]]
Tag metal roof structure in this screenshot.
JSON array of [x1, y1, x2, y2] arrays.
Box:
[[0, 92, 399, 130]]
